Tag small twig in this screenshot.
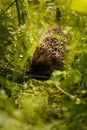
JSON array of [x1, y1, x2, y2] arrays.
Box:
[[15, 0, 21, 25], [0, 0, 15, 17], [55, 83, 86, 105]]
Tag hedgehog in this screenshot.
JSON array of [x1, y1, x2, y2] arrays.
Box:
[[26, 27, 68, 80]]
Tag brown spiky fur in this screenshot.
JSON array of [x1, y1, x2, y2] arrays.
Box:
[[26, 27, 68, 80]]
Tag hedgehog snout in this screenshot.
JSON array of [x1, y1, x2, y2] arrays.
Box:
[[26, 68, 32, 75]]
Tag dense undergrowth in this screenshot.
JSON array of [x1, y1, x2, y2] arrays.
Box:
[[0, 0, 87, 130]]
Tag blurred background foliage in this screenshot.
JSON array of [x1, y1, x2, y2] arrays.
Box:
[[0, 0, 87, 130]]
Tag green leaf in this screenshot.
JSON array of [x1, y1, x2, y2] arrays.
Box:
[[70, 0, 87, 13]]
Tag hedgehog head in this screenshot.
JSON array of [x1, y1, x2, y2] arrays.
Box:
[[26, 61, 52, 80]]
